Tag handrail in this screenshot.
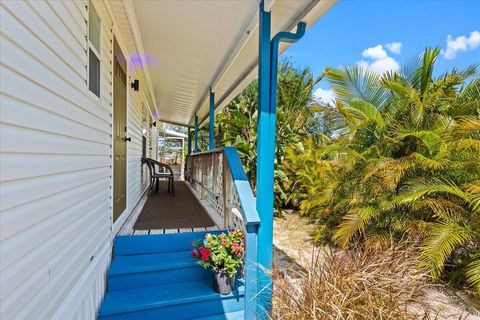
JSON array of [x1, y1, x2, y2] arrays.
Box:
[[222, 147, 261, 226], [187, 147, 260, 319]]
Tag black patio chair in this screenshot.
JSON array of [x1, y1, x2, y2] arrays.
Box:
[[142, 157, 175, 196]]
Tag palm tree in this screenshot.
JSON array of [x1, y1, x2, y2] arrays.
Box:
[[217, 61, 321, 208], [294, 48, 480, 294]]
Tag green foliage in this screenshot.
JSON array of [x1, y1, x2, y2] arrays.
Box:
[[467, 260, 480, 296], [216, 61, 321, 209], [287, 48, 480, 295], [208, 48, 479, 295]]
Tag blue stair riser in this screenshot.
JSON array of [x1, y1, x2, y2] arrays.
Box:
[[192, 310, 245, 320], [108, 266, 212, 291], [109, 250, 200, 275], [99, 232, 246, 320], [114, 231, 224, 256], [98, 295, 244, 320]]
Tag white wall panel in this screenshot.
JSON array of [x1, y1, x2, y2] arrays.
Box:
[[0, 0, 155, 319]]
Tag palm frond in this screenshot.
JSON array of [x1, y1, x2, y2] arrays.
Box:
[[324, 65, 390, 109], [466, 259, 480, 296], [333, 206, 380, 248], [397, 179, 471, 204], [395, 127, 443, 155], [420, 222, 472, 278], [451, 116, 480, 138], [344, 99, 385, 127], [412, 47, 440, 98], [464, 182, 480, 213], [415, 198, 466, 222]]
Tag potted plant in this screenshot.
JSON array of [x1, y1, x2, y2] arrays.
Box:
[[192, 230, 245, 294]]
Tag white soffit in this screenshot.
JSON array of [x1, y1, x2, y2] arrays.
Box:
[[130, 0, 337, 126]]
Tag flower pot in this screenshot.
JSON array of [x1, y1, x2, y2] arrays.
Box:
[[213, 270, 235, 295]]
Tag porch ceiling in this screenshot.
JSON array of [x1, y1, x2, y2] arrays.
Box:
[[130, 0, 337, 126]]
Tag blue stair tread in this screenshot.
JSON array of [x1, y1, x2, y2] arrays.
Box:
[[192, 310, 244, 320], [99, 279, 245, 316], [114, 231, 225, 256], [109, 250, 198, 275]]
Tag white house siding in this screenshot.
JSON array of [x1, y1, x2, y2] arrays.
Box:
[[0, 1, 155, 319], [126, 85, 151, 217]]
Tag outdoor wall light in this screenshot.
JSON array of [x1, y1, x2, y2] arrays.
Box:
[[131, 79, 139, 91]]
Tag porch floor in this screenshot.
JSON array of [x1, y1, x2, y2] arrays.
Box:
[[118, 181, 221, 236]]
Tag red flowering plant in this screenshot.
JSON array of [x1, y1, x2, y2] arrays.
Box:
[[192, 230, 245, 277]]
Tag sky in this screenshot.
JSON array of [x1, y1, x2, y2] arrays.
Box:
[[281, 0, 480, 103]]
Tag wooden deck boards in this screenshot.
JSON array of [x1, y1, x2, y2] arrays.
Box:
[[117, 183, 221, 236], [127, 226, 221, 236]]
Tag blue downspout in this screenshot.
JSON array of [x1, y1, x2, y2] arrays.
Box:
[[194, 115, 199, 152], [256, 1, 306, 317], [187, 126, 192, 155], [255, 2, 272, 317], [209, 88, 215, 150]]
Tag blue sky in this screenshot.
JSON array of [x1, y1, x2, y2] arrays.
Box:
[[282, 0, 480, 102]]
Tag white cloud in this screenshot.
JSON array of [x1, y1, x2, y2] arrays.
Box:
[[362, 45, 388, 60], [314, 87, 335, 104], [386, 42, 402, 54], [357, 44, 400, 75], [361, 56, 400, 75], [442, 30, 480, 59], [356, 60, 370, 70]]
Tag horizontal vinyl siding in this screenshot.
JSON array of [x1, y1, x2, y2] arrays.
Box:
[[1, 0, 157, 318], [0, 0, 157, 320], [0, 1, 114, 319], [126, 69, 151, 215]]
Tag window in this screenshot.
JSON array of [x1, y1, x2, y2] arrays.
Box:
[[88, 1, 101, 97]]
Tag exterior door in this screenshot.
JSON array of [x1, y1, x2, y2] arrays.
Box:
[[113, 37, 127, 221]]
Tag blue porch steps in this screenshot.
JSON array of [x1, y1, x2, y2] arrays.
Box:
[[98, 231, 245, 320]]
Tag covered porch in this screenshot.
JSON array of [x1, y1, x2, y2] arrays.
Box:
[[0, 0, 338, 319], [99, 147, 259, 319], [118, 146, 250, 236], [100, 1, 336, 319], [118, 181, 221, 236]]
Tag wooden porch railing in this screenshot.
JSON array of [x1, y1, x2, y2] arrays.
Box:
[[185, 147, 260, 319]]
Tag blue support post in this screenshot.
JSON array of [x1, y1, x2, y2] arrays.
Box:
[[187, 126, 192, 155], [255, 2, 272, 317], [209, 88, 215, 150], [256, 1, 306, 317], [194, 115, 199, 152]]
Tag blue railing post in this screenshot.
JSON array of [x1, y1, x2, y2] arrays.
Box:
[[194, 114, 199, 152], [255, 1, 273, 317], [209, 88, 215, 150], [187, 126, 192, 155], [256, 1, 307, 317], [244, 223, 259, 319]]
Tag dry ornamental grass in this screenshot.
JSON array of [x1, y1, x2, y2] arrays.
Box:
[[271, 244, 432, 320]]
